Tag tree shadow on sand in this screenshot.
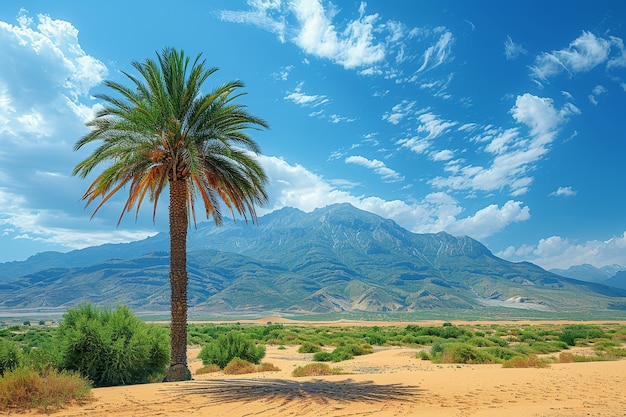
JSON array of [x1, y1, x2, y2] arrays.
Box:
[[171, 378, 421, 406]]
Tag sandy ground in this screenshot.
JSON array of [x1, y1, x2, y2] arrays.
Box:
[[17, 319, 626, 417]]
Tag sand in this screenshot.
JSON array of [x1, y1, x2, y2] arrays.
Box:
[[17, 319, 626, 417]]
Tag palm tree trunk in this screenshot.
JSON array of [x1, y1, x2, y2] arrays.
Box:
[[164, 178, 192, 382]]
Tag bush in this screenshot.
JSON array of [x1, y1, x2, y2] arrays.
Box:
[[199, 332, 265, 369], [0, 340, 21, 376], [0, 367, 92, 413], [292, 363, 343, 377], [194, 364, 221, 375], [223, 358, 256, 375], [503, 355, 550, 368], [440, 343, 483, 364], [559, 325, 606, 346], [312, 351, 333, 362], [56, 304, 169, 387], [298, 342, 322, 353], [222, 358, 280, 375]]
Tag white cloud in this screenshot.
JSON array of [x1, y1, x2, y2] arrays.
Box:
[[221, 1, 456, 76], [446, 200, 530, 239], [530, 31, 612, 81], [417, 112, 457, 140], [257, 155, 530, 239], [549, 186, 577, 197], [0, 10, 106, 141], [395, 112, 457, 162], [430, 94, 579, 196], [345, 155, 404, 182], [607, 35, 626, 69], [382, 100, 417, 125], [292, 0, 386, 69], [589, 84, 607, 105], [222, 0, 386, 69], [417, 28, 454, 72], [284, 82, 329, 107], [0, 189, 157, 253], [497, 232, 626, 270], [504, 35, 527, 60]]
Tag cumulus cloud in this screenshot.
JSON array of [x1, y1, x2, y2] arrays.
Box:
[[256, 155, 530, 239], [291, 0, 385, 69], [497, 232, 626, 270], [345, 155, 404, 182], [0, 10, 107, 140]]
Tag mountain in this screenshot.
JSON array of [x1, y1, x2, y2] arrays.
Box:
[[605, 271, 626, 290], [550, 264, 626, 284], [1, 203, 625, 315]]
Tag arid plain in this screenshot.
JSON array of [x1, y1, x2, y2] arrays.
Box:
[[18, 318, 626, 417]]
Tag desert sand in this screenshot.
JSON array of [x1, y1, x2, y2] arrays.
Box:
[[18, 319, 626, 417]]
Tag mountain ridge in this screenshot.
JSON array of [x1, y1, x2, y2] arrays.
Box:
[[1, 204, 625, 315]]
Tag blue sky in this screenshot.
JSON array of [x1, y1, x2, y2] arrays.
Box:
[[0, 1, 625, 270]]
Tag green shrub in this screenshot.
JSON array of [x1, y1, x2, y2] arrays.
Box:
[[198, 332, 265, 369], [559, 325, 606, 346], [312, 351, 333, 362], [440, 343, 482, 364], [329, 347, 355, 362], [0, 339, 21, 376], [298, 342, 321, 353], [56, 304, 169, 387], [484, 346, 520, 361]]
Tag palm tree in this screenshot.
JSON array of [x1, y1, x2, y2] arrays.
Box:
[[73, 48, 269, 381]]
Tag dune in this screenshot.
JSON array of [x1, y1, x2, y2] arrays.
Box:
[[18, 320, 626, 417]]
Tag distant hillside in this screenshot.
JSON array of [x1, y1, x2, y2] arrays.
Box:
[[605, 271, 626, 290], [550, 264, 626, 284], [1, 204, 625, 315]]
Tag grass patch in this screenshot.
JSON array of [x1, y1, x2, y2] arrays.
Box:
[[557, 352, 612, 363], [0, 367, 92, 413], [292, 363, 344, 377], [222, 358, 280, 375], [194, 364, 221, 375], [502, 355, 550, 368]]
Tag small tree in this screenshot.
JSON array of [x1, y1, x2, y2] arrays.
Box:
[[56, 304, 169, 386], [198, 332, 265, 369]]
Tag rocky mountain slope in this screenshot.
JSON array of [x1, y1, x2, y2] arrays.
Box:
[[1, 204, 625, 314]]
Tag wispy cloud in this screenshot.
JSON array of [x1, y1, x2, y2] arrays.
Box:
[[504, 35, 527, 60], [430, 94, 580, 196], [529, 31, 620, 82], [396, 112, 457, 157], [345, 155, 404, 182], [220, 1, 455, 76], [382, 100, 417, 125], [284, 82, 329, 107], [417, 27, 454, 72]]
